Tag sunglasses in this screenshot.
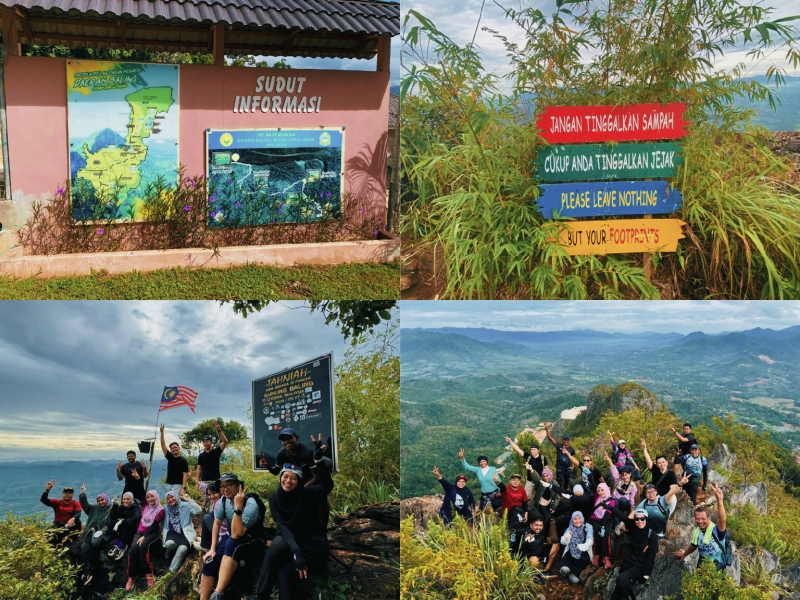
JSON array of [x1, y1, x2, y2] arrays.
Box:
[[634, 516, 647, 522], [583, 459, 593, 463]]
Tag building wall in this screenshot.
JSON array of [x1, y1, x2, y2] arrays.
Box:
[[3, 56, 390, 223]]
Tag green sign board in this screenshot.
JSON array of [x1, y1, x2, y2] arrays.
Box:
[[535, 142, 683, 182]]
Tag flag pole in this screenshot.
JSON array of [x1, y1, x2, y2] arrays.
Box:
[[145, 395, 162, 492]]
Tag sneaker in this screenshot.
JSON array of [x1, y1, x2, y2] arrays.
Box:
[[146, 574, 156, 588], [592, 555, 600, 567], [614, 521, 624, 536], [604, 557, 612, 569], [210, 591, 225, 600], [568, 574, 580, 584], [191, 540, 208, 553], [115, 545, 128, 561], [125, 578, 134, 591], [84, 574, 93, 585], [108, 546, 119, 558]]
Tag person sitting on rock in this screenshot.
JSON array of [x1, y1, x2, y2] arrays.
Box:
[[107, 492, 141, 561], [255, 449, 334, 600], [679, 443, 708, 506], [635, 477, 686, 537], [459, 448, 501, 513], [195, 482, 225, 552], [505, 436, 549, 497], [641, 438, 678, 500], [607, 431, 642, 481], [520, 516, 560, 576], [589, 483, 616, 570], [673, 482, 728, 571], [559, 511, 594, 585], [40, 479, 82, 546], [525, 465, 565, 535], [554, 484, 594, 539], [126, 490, 164, 590], [563, 449, 604, 494], [162, 491, 203, 573], [604, 453, 636, 535], [545, 425, 575, 488], [432, 466, 476, 525], [670, 423, 697, 476], [77, 484, 113, 586], [607, 506, 659, 600]]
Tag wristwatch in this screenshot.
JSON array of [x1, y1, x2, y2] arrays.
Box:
[[234, 509, 243, 516]]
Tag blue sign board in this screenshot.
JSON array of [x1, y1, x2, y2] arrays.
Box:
[[537, 180, 683, 219]]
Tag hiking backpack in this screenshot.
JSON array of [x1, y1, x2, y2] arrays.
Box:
[[221, 492, 267, 539]]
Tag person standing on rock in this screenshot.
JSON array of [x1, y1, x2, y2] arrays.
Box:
[[641, 438, 678, 499], [670, 423, 697, 476], [197, 422, 229, 513], [607, 432, 642, 481], [160, 424, 189, 496], [459, 448, 501, 513], [604, 453, 636, 535], [636, 477, 687, 537], [520, 516, 560, 576], [524, 465, 565, 535], [673, 482, 728, 570], [431, 466, 476, 525], [505, 436, 549, 498], [545, 425, 576, 488], [559, 511, 594, 585], [679, 444, 708, 506], [607, 506, 659, 600], [77, 484, 113, 586], [117, 451, 147, 504]]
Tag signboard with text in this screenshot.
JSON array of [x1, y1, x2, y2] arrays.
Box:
[[537, 180, 683, 218], [252, 353, 338, 472], [556, 218, 686, 255]]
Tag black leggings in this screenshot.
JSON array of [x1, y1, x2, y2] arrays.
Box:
[[592, 514, 613, 559], [80, 533, 105, 574], [111, 521, 138, 549], [684, 481, 700, 504], [128, 532, 160, 579], [256, 536, 328, 600], [610, 565, 646, 599]]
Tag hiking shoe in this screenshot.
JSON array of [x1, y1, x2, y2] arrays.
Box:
[[146, 575, 156, 588], [115, 545, 128, 560], [614, 521, 624, 536], [569, 574, 580, 584], [604, 557, 612, 569], [209, 591, 225, 600], [125, 578, 134, 591], [592, 555, 600, 567], [107, 546, 118, 558]]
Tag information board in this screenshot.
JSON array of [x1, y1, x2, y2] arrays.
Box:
[[206, 128, 344, 227], [537, 180, 683, 218], [252, 353, 337, 471]]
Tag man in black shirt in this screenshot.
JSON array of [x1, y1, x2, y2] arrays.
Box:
[[505, 435, 549, 499], [260, 428, 319, 487], [521, 517, 560, 574], [641, 438, 678, 497], [117, 450, 147, 503], [545, 425, 576, 488], [160, 424, 189, 496], [197, 422, 229, 514], [670, 423, 697, 475]]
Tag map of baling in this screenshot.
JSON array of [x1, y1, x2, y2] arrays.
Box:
[[67, 61, 179, 220]]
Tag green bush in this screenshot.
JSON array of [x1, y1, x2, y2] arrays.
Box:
[[678, 560, 772, 600]]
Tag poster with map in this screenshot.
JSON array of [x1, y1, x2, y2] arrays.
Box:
[[206, 128, 344, 227], [67, 61, 179, 221]]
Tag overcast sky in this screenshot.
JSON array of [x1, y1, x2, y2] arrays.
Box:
[[402, 0, 799, 86], [0, 301, 355, 462], [401, 300, 800, 335]]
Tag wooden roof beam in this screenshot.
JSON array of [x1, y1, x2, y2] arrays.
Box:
[[14, 7, 34, 44]]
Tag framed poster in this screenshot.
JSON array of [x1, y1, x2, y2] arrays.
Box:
[[252, 353, 338, 472], [206, 128, 345, 227]]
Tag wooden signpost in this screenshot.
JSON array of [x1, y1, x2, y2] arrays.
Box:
[[536, 103, 689, 144], [557, 218, 686, 256], [534, 142, 683, 182], [537, 180, 683, 218], [535, 102, 689, 262]]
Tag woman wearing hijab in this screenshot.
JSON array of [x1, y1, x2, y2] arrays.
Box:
[[559, 511, 594, 584], [256, 445, 333, 599], [608, 505, 659, 600], [162, 491, 202, 572], [77, 484, 113, 585], [126, 489, 164, 590], [108, 492, 142, 560], [590, 483, 616, 569]]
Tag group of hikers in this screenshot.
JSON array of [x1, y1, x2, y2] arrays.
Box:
[[39, 423, 335, 600], [432, 422, 730, 599]]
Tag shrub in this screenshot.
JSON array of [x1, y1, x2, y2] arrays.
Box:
[[678, 560, 772, 600]]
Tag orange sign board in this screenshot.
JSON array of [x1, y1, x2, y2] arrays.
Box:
[[557, 218, 686, 255]]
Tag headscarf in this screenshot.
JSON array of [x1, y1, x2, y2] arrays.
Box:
[[572, 484, 584, 494], [542, 468, 553, 480], [122, 492, 134, 504], [165, 491, 183, 533], [567, 511, 587, 559], [592, 483, 612, 520], [140, 490, 163, 529], [96, 493, 110, 505], [629, 509, 652, 548], [273, 471, 304, 528]]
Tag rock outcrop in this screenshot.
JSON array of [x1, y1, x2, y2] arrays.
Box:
[[572, 383, 664, 435], [400, 494, 442, 530], [730, 482, 768, 515]]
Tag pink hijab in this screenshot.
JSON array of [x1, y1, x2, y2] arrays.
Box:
[[591, 483, 614, 521], [140, 490, 164, 528]]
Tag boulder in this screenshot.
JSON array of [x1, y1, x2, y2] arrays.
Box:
[[739, 546, 780, 575], [730, 482, 768, 515], [707, 469, 729, 486], [400, 495, 442, 530], [774, 560, 800, 591], [708, 443, 737, 472]]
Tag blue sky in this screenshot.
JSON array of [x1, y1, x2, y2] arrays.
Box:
[[0, 302, 355, 461], [400, 300, 800, 335], [402, 0, 799, 85]]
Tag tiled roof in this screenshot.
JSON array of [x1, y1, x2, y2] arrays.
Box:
[[0, 0, 399, 59], [389, 93, 398, 128]]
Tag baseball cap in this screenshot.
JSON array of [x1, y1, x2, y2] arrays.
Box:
[[530, 443, 540, 449], [278, 428, 297, 440], [510, 473, 522, 480], [63, 486, 74, 493], [644, 483, 657, 491], [618, 439, 626, 445], [563, 435, 571, 440], [216, 472, 242, 486], [202, 435, 213, 441], [690, 444, 699, 450], [455, 475, 468, 483]]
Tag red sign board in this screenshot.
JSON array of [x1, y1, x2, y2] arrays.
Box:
[[536, 103, 689, 144]]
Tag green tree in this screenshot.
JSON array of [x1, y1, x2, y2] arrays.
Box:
[[180, 418, 249, 454], [0, 514, 77, 600]]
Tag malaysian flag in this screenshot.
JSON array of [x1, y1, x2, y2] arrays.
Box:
[[160, 386, 198, 413]]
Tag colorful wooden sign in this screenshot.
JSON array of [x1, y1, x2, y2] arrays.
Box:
[[536, 103, 689, 144], [537, 180, 682, 218], [534, 142, 682, 182], [556, 218, 686, 255]]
